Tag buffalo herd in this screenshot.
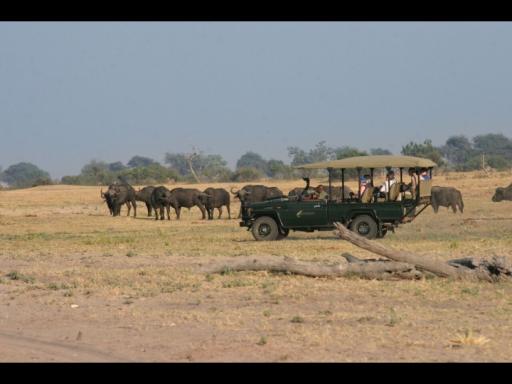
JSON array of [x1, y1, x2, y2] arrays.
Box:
[[100, 180, 512, 220]]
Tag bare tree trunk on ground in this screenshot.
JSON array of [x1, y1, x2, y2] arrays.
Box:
[[200, 254, 424, 280], [333, 222, 510, 282]]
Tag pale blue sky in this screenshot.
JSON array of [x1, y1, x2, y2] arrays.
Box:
[[1, 22, 512, 178]]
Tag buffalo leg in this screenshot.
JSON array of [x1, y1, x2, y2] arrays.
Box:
[[175, 207, 181, 220], [197, 203, 206, 220], [451, 204, 457, 213], [166, 204, 171, 220], [132, 200, 137, 217], [227, 204, 231, 219], [126, 202, 131, 216], [146, 203, 152, 217], [217, 207, 222, 219]]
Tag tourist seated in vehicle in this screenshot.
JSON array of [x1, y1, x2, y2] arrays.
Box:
[[359, 175, 374, 203], [373, 170, 397, 200], [315, 184, 328, 200], [419, 168, 430, 181], [403, 168, 418, 199]]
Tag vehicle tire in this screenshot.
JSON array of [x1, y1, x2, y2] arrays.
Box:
[[277, 227, 290, 240], [349, 215, 378, 240], [252, 216, 280, 241]]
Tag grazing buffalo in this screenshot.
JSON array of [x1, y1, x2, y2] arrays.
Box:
[[169, 188, 210, 220], [231, 185, 284, 218], [492, 183, 512, 202], [151, 186, 173, 220], [431, 186, 464, 214], [135, 186, 155, 217], [203, 188, 231, 220], [288, 185, 352, 200]]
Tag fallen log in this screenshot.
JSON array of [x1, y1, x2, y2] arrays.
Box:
[[200, 254, 424, 280], [333, 222, 510, 282]]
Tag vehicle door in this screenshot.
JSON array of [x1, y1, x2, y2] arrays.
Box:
[[279, 199, 329, 228]]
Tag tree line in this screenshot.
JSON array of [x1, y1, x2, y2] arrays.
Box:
[[1, 133, 511, 189]]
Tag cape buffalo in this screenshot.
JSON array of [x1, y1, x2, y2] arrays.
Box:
[[135, 186, 155, 217], [169, 188, 210, 220], [101, 184, 135, 216], [150, 186, 173, 220], [431, 186, 464, 213], [203, 187, 231, 220], [288, 185, 352, 200], [231, 185, 284, 218], [492, 183, 512, 202], [108, 183, 137, 217]]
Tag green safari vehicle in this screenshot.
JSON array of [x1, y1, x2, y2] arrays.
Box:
[[239, 155, 437, 240]]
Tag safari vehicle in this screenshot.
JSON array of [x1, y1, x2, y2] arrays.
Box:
[[239, 155, 437, 240]]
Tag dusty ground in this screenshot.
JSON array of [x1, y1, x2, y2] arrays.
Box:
[[1, 171, 512, 362]]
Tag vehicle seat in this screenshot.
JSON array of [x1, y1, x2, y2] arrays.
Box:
[[361, 187, 373, 203], [389, 182, 401, 201], [419, 179, 432, 198]]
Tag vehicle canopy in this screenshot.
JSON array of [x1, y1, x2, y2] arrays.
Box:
[[295, 155, 437, 170]]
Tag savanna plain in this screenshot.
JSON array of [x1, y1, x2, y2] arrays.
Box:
[[1, 172, 512, 362]]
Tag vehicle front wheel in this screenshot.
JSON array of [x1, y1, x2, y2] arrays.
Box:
[[251, 216, 280, 241], [349, 215, 378, 239]]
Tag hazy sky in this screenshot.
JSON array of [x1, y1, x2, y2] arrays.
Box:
[[1, 22, 512, 179]]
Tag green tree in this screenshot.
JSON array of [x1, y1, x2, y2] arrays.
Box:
[[80, 160, 114, 185], [288, 141, 335, 177], [401, 139, 444, 166], [441, 135, 475, 170], [267, 159, 295, 179], [370, 148, 392, 155], [0, 162, 51, 188], [107, 161, 127, 172], [236, 152, 268, 175], [473, 133, 512, 161], [231, 167, 264, 182], [333, 146, 368, 159], [164, 152, 232, 182], [127, 156, 157, 168], [287, 141, 335, 166]]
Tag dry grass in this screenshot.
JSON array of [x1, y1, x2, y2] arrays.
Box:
[[0, 172, 512, 361]]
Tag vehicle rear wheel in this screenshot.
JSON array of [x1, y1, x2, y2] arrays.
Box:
[[349, 215, 378, 239], [252, 216, 280, 241]]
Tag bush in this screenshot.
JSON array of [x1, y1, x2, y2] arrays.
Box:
[[231, 167, 264, 182]]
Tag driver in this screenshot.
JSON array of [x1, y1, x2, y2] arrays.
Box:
[[315, 184, 328, 200]]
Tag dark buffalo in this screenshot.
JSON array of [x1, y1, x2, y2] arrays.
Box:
[[231, 185, 284, 218], [109, 183, 137, 217], [492, 183, 512, 202], [203, 188, 231, 220], [101, 184, 135, 216], [169, 188, 210, 220], [431, 186, 464, 213], [135, 186, 155, 217], [100, 188, 115, 215], [288, 185, 352, 200], [150, 186, 173, 220]]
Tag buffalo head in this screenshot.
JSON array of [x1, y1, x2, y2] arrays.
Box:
[[492, 188, 504, 202], [230, 187, 250, 202]]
